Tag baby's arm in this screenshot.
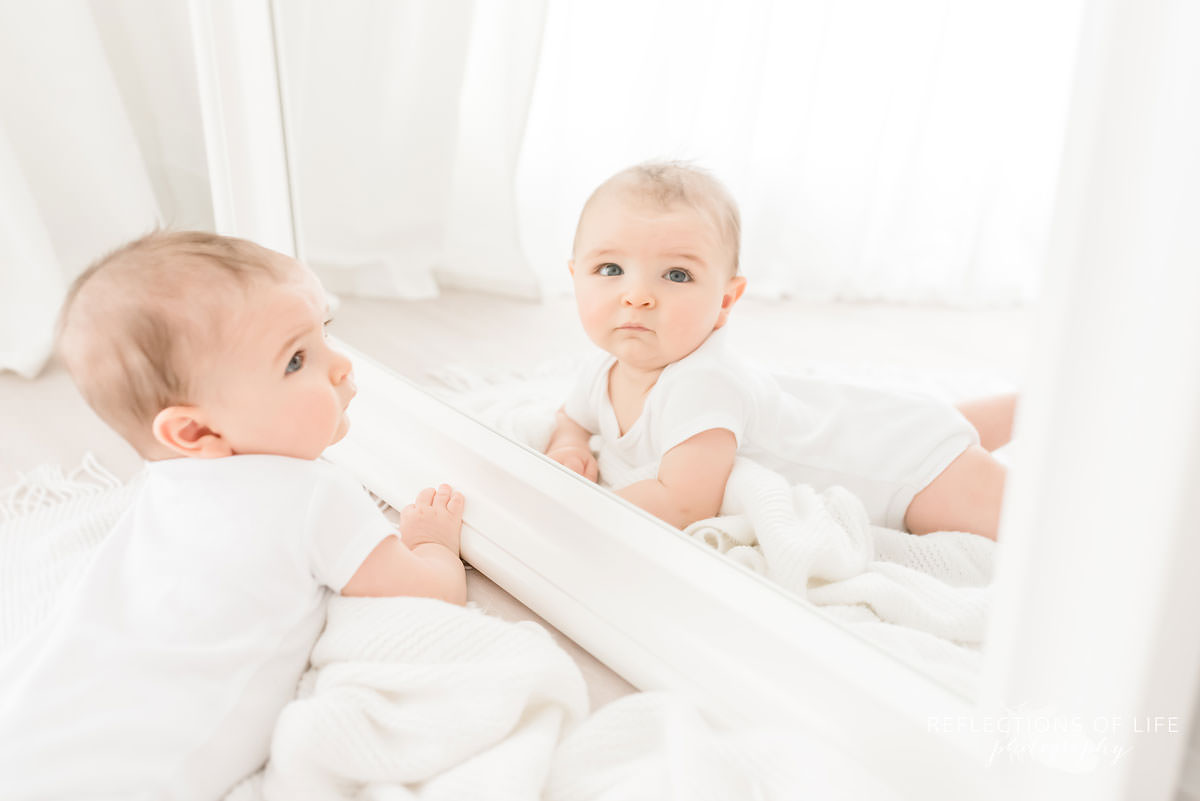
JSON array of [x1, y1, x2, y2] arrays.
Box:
[[544, 407, 599, 482], [616, 428, 737, 529], [341, 484, 467, 604]]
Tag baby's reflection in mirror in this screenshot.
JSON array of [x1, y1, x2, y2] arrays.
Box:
[[544, 161, 1015, 541]]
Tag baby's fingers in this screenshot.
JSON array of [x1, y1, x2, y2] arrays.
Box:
[[430, 483, 463, 511]]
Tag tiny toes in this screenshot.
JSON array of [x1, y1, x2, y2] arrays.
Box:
[[448, 491, 465, 514], [416, 487, 436, 506]]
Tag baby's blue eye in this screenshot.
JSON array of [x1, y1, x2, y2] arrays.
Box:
[[286, 351, 305, 374], [597, 263, 623, 276], [665, 268, 692, 283]]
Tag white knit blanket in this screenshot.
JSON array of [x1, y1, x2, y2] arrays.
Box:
[[223, 596, 888, 801], [592, 455, 992, 698], [0, 454, 140, 652], [698, 457, 993, 696], [1, 458, 899, 800]]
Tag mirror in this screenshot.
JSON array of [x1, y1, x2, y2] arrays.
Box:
[[272, 1, 1083, 699]]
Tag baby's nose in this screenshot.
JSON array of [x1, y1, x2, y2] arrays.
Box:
[[622, 289, 655, 308], [330, 350, 353, 382]]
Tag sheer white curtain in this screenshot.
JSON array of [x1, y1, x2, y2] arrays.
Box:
[[279, 1, 547, 300], [516, 0, 1083, 303], [0, 1, 209, 378], [0, 129, 66, 378], [285, 0, 1082, 307], [2, 1, 1085, 379]]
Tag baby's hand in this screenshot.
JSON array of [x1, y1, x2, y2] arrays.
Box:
[[399, 484, 465, 553], [546, 445, 599, 483]]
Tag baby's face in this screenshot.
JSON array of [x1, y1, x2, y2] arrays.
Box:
[[196, 259, 356, 460], [570, 191, 744, 372]]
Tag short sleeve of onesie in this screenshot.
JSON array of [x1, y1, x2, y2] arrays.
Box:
[[304, 461, 397, 591], [562, 351, 611, 434], [652, 364, 752, 458]]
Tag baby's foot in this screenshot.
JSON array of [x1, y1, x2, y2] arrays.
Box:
[[399, 483, 465, 552]]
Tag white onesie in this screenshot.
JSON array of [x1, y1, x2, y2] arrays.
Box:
[[0, 455, 394, 801], [563, 329, 979, 530]]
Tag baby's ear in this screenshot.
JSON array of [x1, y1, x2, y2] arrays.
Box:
[[152, 406, 233, 458], [713, 275, 748, 330]]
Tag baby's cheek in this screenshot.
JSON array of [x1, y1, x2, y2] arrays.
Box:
[[576, 298, 609, 333], [676, 303, 717, 334], [290, 394, 330, 433]]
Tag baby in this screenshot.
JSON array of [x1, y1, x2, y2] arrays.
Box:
[[544, 162, 1013, 540], [0, 231, 466, 799]]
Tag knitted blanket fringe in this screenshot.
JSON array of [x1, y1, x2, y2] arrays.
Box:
[[0, 452, 122, 521], [0, 455, 142, 652]]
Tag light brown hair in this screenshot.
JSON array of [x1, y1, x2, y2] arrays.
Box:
[[573, 160, 742, 274], [56, 230, 285, 456]]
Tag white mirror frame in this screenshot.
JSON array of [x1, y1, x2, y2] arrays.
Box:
[[189, 2, 1200, 798]]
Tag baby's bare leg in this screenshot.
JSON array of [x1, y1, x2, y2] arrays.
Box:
[[904, 445, 1006, 540], [955, 393, 1018, 452]]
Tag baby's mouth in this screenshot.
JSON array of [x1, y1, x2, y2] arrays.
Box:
[[617, 323, 651, 332]]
